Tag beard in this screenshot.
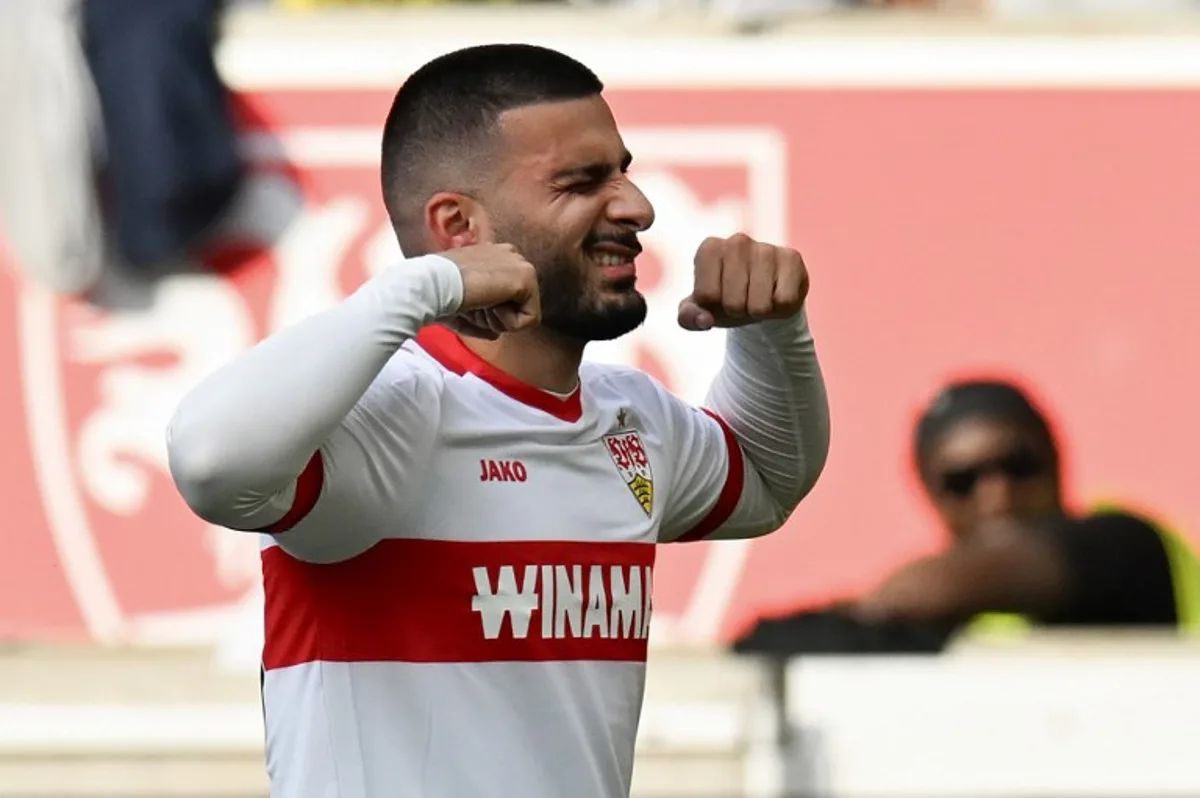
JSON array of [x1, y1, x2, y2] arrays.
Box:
[[492, 218, 648, 343]]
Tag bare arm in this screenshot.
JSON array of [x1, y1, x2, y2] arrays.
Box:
[[852, 525, 1071, 625], [851, 513, 1178, 626]]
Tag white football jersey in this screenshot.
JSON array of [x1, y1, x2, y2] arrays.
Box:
[[167, 255, 829, 798], [258, 323, 783, 798]]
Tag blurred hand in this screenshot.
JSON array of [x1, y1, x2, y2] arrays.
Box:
[[441, 243, 541, 340], [677, 233, 809, 331]]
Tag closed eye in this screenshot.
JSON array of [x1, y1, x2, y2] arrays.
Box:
[[563, 179, 604, 194], [551, 151, 634, 194]]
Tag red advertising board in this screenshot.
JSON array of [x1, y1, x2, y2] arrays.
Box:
[[3, 38, 1200, 651]]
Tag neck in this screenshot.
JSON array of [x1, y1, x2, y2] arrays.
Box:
[[461, 327, 585, 395]]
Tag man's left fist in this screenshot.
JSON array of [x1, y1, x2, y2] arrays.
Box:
[[677, 233, 809, 331]]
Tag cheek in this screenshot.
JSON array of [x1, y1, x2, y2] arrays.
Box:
[[934, 498, 976, 527], [1021, 480, 1060, 506], [562, 197, 607, 236], [522, 231, 579, 273]]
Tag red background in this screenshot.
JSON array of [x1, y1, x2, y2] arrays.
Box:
[[2, 86, 1197, 645]]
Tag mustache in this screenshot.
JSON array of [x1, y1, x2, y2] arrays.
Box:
[[584, 231, 643, 256]]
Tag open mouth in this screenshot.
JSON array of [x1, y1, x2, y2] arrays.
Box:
[[588, 245, 639, 283]]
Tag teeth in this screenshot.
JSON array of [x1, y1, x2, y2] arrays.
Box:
[[592, 253, 631, 267]]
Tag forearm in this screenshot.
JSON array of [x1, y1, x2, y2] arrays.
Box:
[[166, 255, 462, 517], [856, 531, 1071, 625], [705, 311, 830, 512]]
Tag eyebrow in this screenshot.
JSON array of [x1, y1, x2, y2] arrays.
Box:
[[551, 150, 634, 182]]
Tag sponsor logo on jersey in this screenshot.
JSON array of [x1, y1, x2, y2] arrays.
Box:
[[603, 430, 653, 516], [471, 563, 653, 642], [262, 539, 656, 666]]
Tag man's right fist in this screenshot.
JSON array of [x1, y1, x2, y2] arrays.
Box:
[[441, 243, 541, 340]]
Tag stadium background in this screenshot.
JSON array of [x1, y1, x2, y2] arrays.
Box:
[[2, 1, 1200, 795]]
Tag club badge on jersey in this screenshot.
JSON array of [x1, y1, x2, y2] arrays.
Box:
[[604, 412, 654, 516]]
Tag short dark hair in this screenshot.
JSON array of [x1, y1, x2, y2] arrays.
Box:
[[914, 378, 1058, 472], [380, 44, 604, 253]]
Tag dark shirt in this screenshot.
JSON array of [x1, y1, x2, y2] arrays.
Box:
[[1042, 510, 1176, 626]]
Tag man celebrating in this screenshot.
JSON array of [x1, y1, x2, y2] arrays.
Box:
[[167, 44, 830, 798]]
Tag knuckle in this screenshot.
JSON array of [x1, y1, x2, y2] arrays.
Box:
[[693, 286, 722, 306], [775, 288, 801, 308], [777, 276, 803, 300], [695, 237, 723, 261], [754, 241, 777, 261], [747, 299, 775, 317], [728, 233, 755, 256]]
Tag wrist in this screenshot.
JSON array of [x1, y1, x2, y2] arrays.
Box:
[[412, 254, 465, 319]]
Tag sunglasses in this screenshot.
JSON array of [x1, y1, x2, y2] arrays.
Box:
[[936, 450, 1046, 498]]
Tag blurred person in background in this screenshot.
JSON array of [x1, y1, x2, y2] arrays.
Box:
[[733, 378, 1200, 655], [82, 0, 245, 279], [0, 0, 105, 295], [0, 0, 245, 299]]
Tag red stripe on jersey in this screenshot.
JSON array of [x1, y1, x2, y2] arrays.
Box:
[[258, 452, 324, 535], [416, 325, 583, 422], [674, 411, 746, 542], [262, 538, 657, 669]]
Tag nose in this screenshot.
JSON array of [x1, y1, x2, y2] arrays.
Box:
[[608, 178, 655, 232], [973, 472, 1015, 520]]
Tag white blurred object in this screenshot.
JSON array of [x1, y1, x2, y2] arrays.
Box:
[[988, 0, 1196, 15], [782, 640, 1200, 797], [0, 0, 105, 295], [711, 0, 839, 19]]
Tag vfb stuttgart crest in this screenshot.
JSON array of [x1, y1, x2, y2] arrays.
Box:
[[603, 429, 654, 516]]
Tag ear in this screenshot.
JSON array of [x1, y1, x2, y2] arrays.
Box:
[[425, 192, 494, 251]]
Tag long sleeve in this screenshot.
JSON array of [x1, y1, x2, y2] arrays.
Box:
[[707, 312, 830, 512], [659, 311, 830, 542], [166, 254, 463, 544]]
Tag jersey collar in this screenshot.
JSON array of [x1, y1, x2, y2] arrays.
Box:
[[416, 325, 584, 423]]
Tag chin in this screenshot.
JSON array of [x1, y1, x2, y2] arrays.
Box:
[[544, 296, 648, 342], [605, 276, 639, 294]]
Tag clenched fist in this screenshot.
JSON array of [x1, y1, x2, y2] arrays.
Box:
[[442, 243, 541, 340], [677, 233, 809, 331]]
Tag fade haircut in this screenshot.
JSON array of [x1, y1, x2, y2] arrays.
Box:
[[380, 44, 604, 254]]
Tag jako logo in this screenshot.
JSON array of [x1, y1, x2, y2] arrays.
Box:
[[479, 459, 528, 483], [471, 564, 653, 641]]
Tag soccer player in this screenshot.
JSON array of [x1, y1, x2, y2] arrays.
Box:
[[167, 44, 830, 798]]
